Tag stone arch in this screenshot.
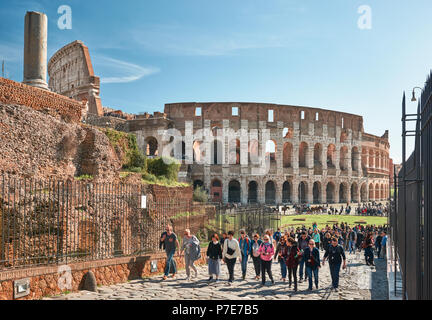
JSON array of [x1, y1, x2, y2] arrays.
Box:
[[339, 182, 348, 203], [248, 139, 259, 164], [369, 183, 374, 200], [326, 182, 336, 203], [211, 139, 223, 164], [312, 181, 321, 204], [369, 149, 374, 168], [340, 146, 348, 171], [145, 136, 158, 157], [352, 147, 359, 171], [193, 140, 204, 163], [375, 183, 380, 200], [228, 180, 241, 203], [282, 181, 291, 203], [210, 179, 222, 202], [248, 181, 258, 203], [265, 181, 276, 204], [298, 181, 308, 204], [299, 142, 308, 168], [351, 182, 359, 203], [229, 138, 241, 165], [283, 142, 293, 168], [327, 144, 336, 168], [360, 183, 368, 202], [266, 140, 277, 163], [170, 140, 186, 161], [314, 143, 322, 166], [380, 183, 385, 200]]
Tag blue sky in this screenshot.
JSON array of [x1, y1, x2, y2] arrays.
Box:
[[1, 0, 432, 163]]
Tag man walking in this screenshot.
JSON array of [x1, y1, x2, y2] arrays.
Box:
[[381, 231, 388, 260], [297, 231, 311, 283], [304, 239, 321, 291], [160, 225, 180, 280], [323, 237, 347, 291]]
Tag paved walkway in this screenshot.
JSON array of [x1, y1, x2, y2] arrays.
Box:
[[44, 249, 388, 300]]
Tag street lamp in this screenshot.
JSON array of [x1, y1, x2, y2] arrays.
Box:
[[411, 87, 423, 102]]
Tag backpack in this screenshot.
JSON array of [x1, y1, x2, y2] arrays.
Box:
[[252, 241, 261, 257]]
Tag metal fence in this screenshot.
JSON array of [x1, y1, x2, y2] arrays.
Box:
[[0, 174, 213, 270], [393, 71, 432, 300], [212, 203, 281, 238]]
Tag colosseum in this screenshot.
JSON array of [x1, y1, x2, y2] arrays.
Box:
[[127, 102, 391, 205]]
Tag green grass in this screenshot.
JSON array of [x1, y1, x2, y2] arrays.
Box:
[[280, 214, 388, 230]]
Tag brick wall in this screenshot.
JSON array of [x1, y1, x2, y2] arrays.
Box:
[[0, 77, 84, 123], [0, 248, 208, 300]]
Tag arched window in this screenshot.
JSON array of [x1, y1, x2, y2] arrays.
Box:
[[228, 180, 241, 203], [283, 142, 293, 168], [248, 181, 258, 203], [299, 142, 308, 168], [265, 181, 276, 204], [145, 137, 158, 157], [327, 144, 336, 168], [266, 140, 276, 163]]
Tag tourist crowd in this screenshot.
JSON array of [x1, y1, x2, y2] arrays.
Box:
[[159, 222, 388, 292]]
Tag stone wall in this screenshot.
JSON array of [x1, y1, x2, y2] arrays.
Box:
[[0, 77, 84, 123], [84, 113, 129, 132], [0, 102, 121, 181], [0, 249, 208, 300]]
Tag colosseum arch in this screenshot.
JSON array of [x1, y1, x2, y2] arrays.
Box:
[[327, 144, 336, 168], [266, 140, 277, 163], [314, 143, 323, 166], [313, 181, 321, 204], [375, 183, 380, 200], [369, 149, 374, 168], [248, 181, 258, 203], [228, 138, 240, 165], [299, 142, 309, 168], [145, 136, 158, 157], [170, 140, 186, 161], [193, 180, 204, 190], [360, 183, 368, 202], [249, 139, 259, 165], [352, 147, 360, 171], [380, 184, 385, 200], [210, 179, 222, 202], [326, 182, 336, 203], [283, 142, 293, 168], [298, 181, 308, 204], [228, 180, 241, 203], [265, 181, 276, 204], [369, 183, 374, 200], [211, 139, 223, 164], [351, 182, 359, 203], [375, 151, 380, 169], [193, 140, 204, 163], [339, 182, 349, 203], [340, 146, 349, 171], [282, 181, 291, 203]]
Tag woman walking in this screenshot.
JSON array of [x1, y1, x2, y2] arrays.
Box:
[[274, 236, 289, 282], [206, 233, 222, 282], [250, 234, 263, 280], [222, 231, 241, 284], [180, 229, 201, 281], [323, 232, 332, 253], [312, 229, 320, 251], [257, 235, 275, 286], [286, 237, 300, 291]]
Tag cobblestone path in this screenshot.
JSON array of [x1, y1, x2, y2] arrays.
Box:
[[44, 250, 388, 300]]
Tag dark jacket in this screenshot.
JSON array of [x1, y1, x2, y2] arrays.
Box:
[[303, 247, 321, 269], [274, 242, 289, 262], [285, 244, 300, 268], [323, 237, 332, 252], [206, 241, 223, 260], [324, 244, 346, 265]]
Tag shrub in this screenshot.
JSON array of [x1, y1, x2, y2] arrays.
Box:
[[75, 174, 93, 181], [193, 186, 208, 203], [146, 157, 180, 181], [142, 172, 158, 183]]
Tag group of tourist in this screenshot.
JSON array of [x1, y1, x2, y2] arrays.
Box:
[[293, 202, 388, 217], [159, 222, 389, 292]]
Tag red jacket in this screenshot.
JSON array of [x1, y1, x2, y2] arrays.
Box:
[[285, 244, 300, 268]]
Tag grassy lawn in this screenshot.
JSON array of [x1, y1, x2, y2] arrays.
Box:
[[280, 214, 388, 230]]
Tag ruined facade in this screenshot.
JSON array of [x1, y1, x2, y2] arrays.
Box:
[[128, 102, 391, 205], [48, 40, 103, 116]]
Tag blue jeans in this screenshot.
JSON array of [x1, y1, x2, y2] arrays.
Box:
[[164, 250, 177, 276], [279, 259, 287, 279], [305, 266, 319, 289], [241, 253, 248, 276], [348, 240, 356, 254], [329, 263, 341, 288], [299, 256, 306, 279]]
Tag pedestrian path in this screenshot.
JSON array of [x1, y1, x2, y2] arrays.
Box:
[[44, 250, 388, 300], [44, 251, 388, 300]]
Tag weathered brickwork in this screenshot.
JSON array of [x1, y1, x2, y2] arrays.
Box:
[[0, 249, 207, 300], [0, 77, 84, 123], [48, 40, 103, 116], [129, 102, 391, 205]]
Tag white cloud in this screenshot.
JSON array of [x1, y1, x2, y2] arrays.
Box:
[[94, 56, 159, 84]]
